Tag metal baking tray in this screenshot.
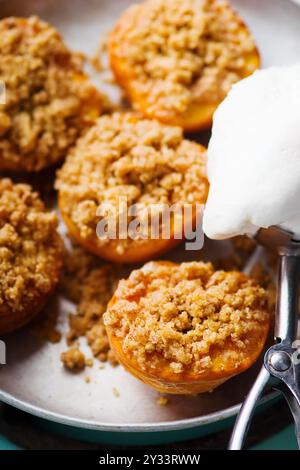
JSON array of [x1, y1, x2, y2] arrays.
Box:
[[0, 0, 300, 444]]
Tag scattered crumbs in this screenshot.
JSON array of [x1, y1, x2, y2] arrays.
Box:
[[59, 245, 120, 371], [61, 348, 86, 371], [84, 376, 91, 384], [98, 364, 105, 370], [85, 358, 94, 368], [112, 387, 120, 397], [157, 396, 169, 406]]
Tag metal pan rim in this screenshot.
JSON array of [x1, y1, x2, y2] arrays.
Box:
[[0, 388, 278, 432]]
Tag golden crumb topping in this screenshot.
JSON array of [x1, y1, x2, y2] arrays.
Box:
[[56, 112, 208, 251], [104, 261, 270, 375], [110, 0, 258, 117], [0, 16, 104, 171], [0, 178, 63, 314]]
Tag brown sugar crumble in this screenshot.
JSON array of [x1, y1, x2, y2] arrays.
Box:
[[0, 16, 104, 171], [104, 261, 271, 376], [56, 112, 208, 254], [85, 358, 94, 368], [60, 245, 119, 370], [61, 348, 86, 371], [110, 0, 258, 119], [0, 178, 63, 316], [157, 396, 169, 406]]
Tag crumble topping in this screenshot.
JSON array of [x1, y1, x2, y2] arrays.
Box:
[[56, 112, 208, 252], [0, 178, 63, 314], [110, 0, 258, 118], [0, 16, 104, 171], [104, 261, 270, 375]]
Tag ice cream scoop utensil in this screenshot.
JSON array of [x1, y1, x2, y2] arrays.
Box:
[[229, 226, 300, 449]]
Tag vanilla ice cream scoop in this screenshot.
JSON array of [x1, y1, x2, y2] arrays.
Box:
[[203, 65, 300, 240]]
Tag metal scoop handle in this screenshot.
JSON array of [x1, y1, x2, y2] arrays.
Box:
[[229, 229, 300, 450]]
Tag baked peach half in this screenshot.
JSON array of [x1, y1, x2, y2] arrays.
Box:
[[0, 179, 63, 334], [59, 204, 188, 264], [56, 113, 209, 264], [104, 261, 271, 394], [0, 16, 104, 172], [109, 0, 260, 132]]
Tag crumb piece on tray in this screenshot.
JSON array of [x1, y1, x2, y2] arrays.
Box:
[[61, 348, 86, 371], [112, 387, 120, 397], [157, 396, 169, 406], [85, 358, 94, 368]]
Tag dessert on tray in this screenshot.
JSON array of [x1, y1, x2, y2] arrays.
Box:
[[0, 178, 63, 334], [56, 112, 209, 263], [109, 0, 259, 131], [104, 261, 271, 394], [0, 16, 104, 172], [0, 3, 274, 400]]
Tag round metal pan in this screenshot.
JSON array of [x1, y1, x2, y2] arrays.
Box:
[[0, 0, 300, 443]]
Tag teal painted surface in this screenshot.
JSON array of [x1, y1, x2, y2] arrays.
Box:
[[37, 415, 233, 445], [0, 435, 20, 450], [0, 396, 296, 449], [0, 425, 297, 449], [251, 424, 297, 450]]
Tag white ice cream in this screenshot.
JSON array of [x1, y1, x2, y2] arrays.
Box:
[[203, 65, 300, 240]]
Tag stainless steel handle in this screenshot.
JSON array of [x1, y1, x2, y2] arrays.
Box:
[[275, 254, 300, 343], [229, 252, 300, 450], [228, 366, 270, 450]]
